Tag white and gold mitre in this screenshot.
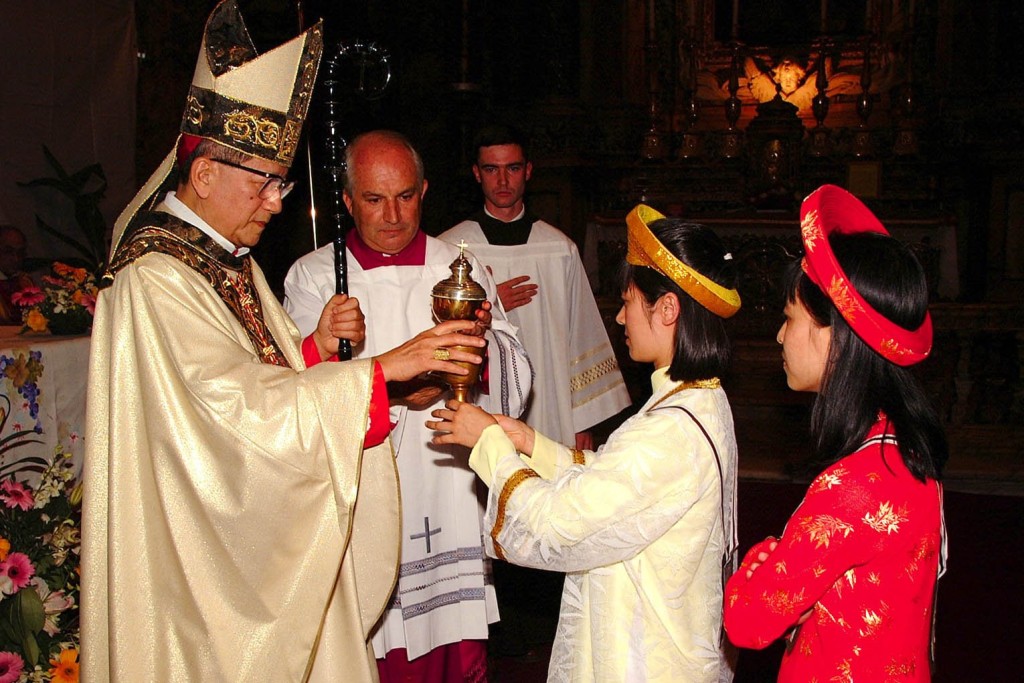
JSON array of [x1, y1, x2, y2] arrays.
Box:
[[183, 0, 322, 167], [111, 0, 323, 249]]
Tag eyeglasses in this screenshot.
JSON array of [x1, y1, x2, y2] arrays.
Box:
[[211, 158, 295, 200]]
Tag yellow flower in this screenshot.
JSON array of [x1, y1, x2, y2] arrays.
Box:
[[49, 648, 80, 683], [26, 308, 49, 332], [0, 537, 9, 561], [4, 354, 30, 387]]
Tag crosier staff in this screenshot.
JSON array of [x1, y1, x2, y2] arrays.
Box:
[[318, 40, 391, 360]]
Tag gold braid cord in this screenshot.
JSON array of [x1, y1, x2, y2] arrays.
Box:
[[491, 468, 540, 561], [108, 213, 291, 367]]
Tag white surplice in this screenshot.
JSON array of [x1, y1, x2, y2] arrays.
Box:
[[284, 235, 531, 660], [469, 369, 738, 682], [440, 219, 630, 444]]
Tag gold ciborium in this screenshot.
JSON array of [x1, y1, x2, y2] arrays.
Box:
[[431, 243, 487, 402]]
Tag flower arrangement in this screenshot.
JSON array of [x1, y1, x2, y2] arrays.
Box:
[[0, 453, 80, 683], [11, 265, 97, 336]]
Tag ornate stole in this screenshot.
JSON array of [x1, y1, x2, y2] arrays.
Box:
[[106, 212, 290, 367]]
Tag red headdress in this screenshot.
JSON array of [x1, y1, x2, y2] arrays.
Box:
[[800, 185, 933, 366]]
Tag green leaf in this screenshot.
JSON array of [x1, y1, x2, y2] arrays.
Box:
[[34, 216, 95, 263], [15, 585, 46, 633], [0, 615, 18, 642], [21, 631, 40, 667], [42, 145, 72, 185], [16, 145, 111, 274]]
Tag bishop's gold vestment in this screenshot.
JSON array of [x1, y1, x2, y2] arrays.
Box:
[[81, 214, 400, 682]]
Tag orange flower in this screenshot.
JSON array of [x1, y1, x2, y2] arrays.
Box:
[[26, 309, 49, 333], [49, 648, 79, 683], [0, 537, 9, 561]]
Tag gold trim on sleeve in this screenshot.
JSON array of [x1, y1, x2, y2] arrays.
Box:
[[491, 468, 540, 561]]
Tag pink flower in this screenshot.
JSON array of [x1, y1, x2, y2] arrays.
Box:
[[10, 286, 44, 307], [0, 552, 35, 593], [0, 479, 33, 511], [80, 291, 97, 315], [0, 651, 25, 683], [31, 577, 75, 636]]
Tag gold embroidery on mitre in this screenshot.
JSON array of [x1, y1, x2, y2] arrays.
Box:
[[862, 501, 908, 535], [224, 110, 280, 150], [799, 514, 855, 549], [491, 468, 540, 561], [255, 119, 280, 148], [278, 119, 303, 164], [185, 95, 205, 126], [827, 275, 863, 321], [801, 208, 823, 251]]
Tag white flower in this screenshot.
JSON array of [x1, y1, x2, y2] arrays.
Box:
[[30, 577, 75, 636]]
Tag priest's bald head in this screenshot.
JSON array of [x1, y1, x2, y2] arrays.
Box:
[[342, 130, 428, 255]]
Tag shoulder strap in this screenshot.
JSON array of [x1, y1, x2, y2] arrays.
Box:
[[649, 403, 737, 580]]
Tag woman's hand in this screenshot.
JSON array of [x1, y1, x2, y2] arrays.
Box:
[[375, 320, 485, 382], [313, 294, 365, 360], [493, 414, 536, 456], [428, 399, 498, 449], [745, 539, 779, 580]]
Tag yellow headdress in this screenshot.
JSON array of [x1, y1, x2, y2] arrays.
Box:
[[111, 0, 323, 251], [625, 204, 741, 318]]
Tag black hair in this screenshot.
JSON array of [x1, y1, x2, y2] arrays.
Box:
[[618, 218, 736, 382], [177, 139, 250, 181], [472, 124, 530, 162], [783, 232, 948, 482]]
